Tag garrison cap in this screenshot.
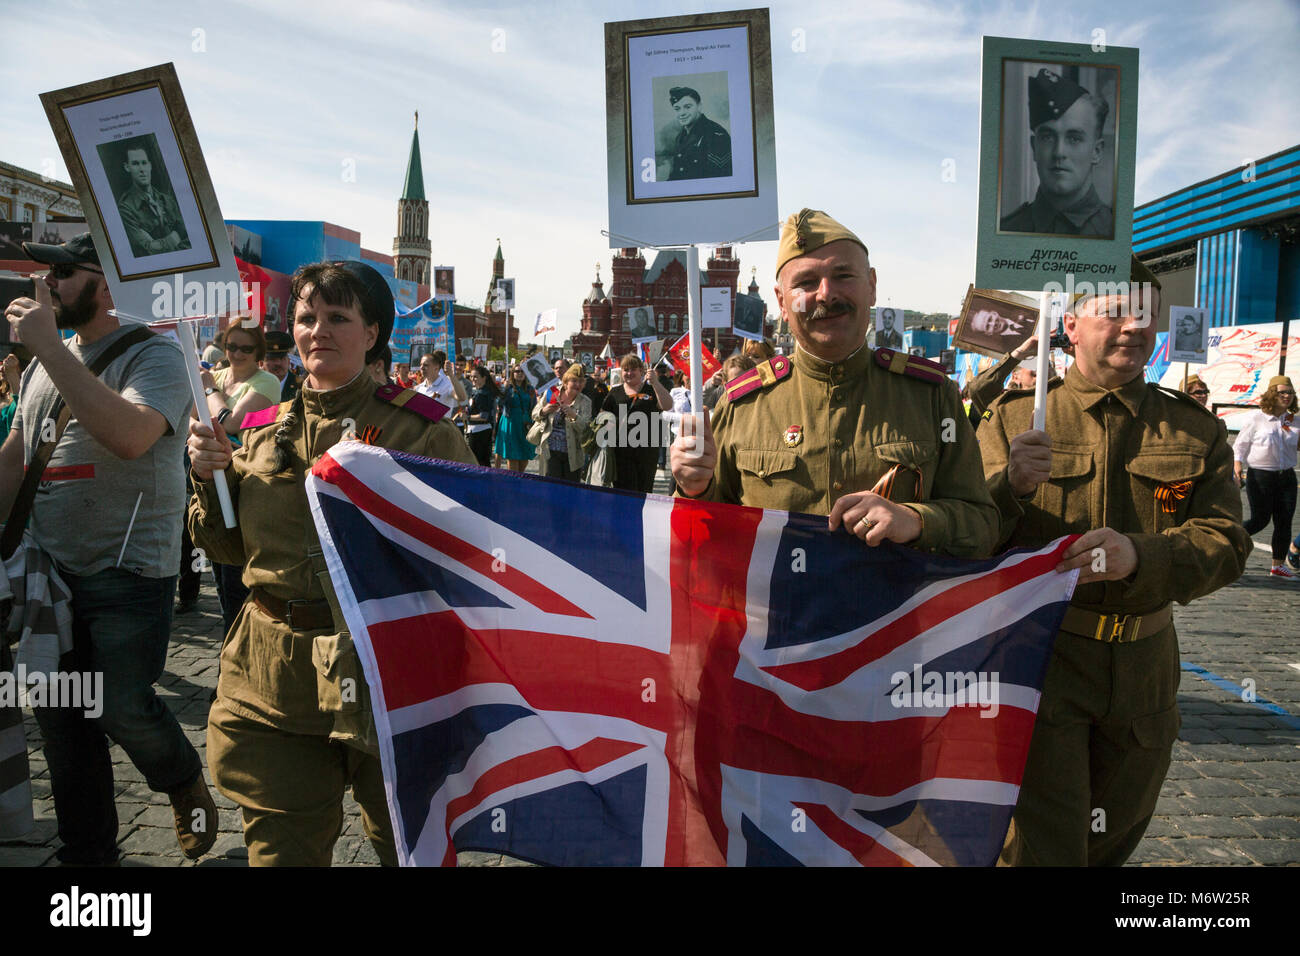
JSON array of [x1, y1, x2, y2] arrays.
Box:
[[1028, 68, 1089, 130], [775, 208, 870, 280], [1072, 254, 1163, 310], [669, 86, 701, 105], [1268, 375, 1293, 391]]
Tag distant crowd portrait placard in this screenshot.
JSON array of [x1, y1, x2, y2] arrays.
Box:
[[974, 36, 1138, 292], [605, 8, 777, 247], [953, 285, 1039, 359]]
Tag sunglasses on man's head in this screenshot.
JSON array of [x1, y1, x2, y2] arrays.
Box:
[[226, 343, 256, 355], [48, 262, 103, 280]]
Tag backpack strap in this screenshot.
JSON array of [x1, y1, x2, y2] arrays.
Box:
[[1, 325, 156, 559]]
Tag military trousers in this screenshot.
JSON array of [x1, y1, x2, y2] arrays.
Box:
[[1001, 622, 1181, 866], [207, 698, 397, 866]]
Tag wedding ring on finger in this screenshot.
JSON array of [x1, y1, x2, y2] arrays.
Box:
[[856, 516, 875, 535]]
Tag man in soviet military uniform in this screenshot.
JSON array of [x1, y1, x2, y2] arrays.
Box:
[[117, 147, 191, 256], [980, 257, 1249, 866], [665, 86, 733, 182], [967, 337, 1044, 429], [1000, 69, 1114, 238], [671, 208, 999, 559], [189, 262, 476, 866]]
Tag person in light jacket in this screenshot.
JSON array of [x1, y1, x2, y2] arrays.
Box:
[[532, 363, 592, 482]]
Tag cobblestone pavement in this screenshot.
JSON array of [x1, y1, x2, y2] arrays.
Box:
[[3, 473, 1297, 866]]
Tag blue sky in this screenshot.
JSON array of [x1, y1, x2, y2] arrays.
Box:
[[4, 0, 1297, 342]]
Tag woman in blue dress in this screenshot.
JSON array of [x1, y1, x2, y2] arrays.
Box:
[[494, 363, 536, 472]]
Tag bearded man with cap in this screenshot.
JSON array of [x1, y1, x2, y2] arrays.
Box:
[[980, 258, 1250, 866], [1, 232, 216, 863], [670, 209, 999, 558], [187, 260, 475, 866], [1001, 68, 1114, 237]]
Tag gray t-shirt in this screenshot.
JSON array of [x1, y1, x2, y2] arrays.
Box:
[[13, 323, 192, 577]]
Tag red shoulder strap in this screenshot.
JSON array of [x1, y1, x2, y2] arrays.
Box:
[[375, 383, 449, 423], [873, 348, 946, 385], [724, 354, 793, 402]]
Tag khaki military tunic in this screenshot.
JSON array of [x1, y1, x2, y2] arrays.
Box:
[[667, 114, 732, 181], [695, 344, 1000, 558], [981, 364, 1250, 865], [188, 371, 475, 865], [1000, 184, 1114, 238]]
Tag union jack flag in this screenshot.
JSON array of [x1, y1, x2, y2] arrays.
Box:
[[306, 443, 1078, 866]]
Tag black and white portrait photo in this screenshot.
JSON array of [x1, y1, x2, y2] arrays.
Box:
[[1169, 306, 1209, 363], [998, 60, 1119, 239], [874, 307, 904, 349], [495, 277, 515, 310], [522, 352, 557, 392], [653, 73, 733, 183], [732, 292, 765, 341], [954, 287, 1038, 359], [628, 306, 657, 343], [96, 133, 192, 257]]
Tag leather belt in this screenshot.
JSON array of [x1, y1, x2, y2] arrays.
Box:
[[251, 588, 334, 631], [1060, 604, 1172, 643]]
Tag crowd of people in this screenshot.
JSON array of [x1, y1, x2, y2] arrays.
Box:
[[0, 212, 1264, 869]]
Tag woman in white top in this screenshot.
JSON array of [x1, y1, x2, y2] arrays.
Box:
[[1233, 375, 1300, 578], [198, 323, 280, 436]]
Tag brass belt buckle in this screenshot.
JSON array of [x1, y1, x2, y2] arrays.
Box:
[[1094, 612, 1142, 642]]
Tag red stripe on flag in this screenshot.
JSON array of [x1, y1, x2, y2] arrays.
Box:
[[315, 451, 592, 619], [718, 679, 1039, 794], [760, 539, 1077, 691], [667, 498, 764, 866], [368, 610, 672, 728], [445, 737, 645, 828], [794, 802, 913, 866]]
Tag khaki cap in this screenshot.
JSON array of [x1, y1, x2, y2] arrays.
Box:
[[1071, 254, 1163, 308], [1269, 375, 1293, 390], [775, 208, 869, 279]]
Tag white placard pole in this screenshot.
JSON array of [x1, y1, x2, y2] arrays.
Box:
[[1032, 288, 1053, 432], [687, 245, 705, 419], [177, 319, 237, 528]]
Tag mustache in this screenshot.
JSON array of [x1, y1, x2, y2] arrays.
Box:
[[807, 301, 853, 321]]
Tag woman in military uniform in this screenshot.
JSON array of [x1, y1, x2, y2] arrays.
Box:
[[187, 261, 474, 866]]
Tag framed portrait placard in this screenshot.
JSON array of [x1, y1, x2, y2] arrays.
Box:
[[953, 285, 1040, 359], [974, 37, 1138, 292], [495, 277, 515, 310], [605, 8, 777, 248], [434, 266, 455, 299], [1169, 306, 1209, 364], [40, 63, 240, 322], [873, 307, 905, 349], [701, 285, 730, 328]]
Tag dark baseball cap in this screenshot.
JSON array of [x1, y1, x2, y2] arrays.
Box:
[[264, 330, 295, 355], [21, 232, 101, 268]]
